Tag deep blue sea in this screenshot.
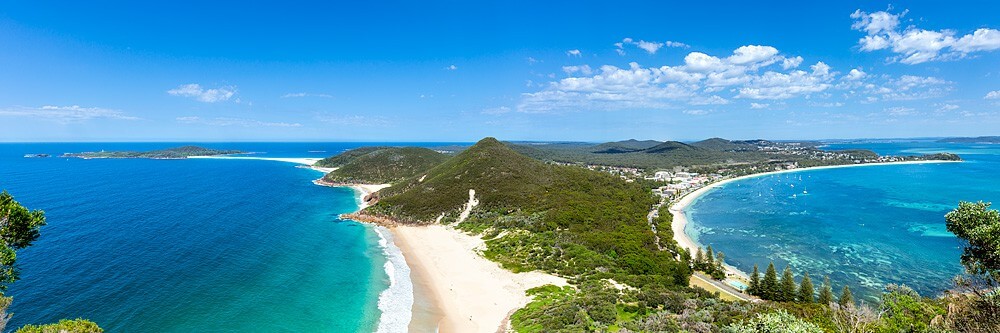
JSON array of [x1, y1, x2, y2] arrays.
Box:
[[686, 142, 1000, 301], [0, 142, 451, 332]]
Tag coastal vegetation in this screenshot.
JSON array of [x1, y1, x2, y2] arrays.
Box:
[[316, 146, 448, 184], [507, 138, 958, 172], [346, 137, 986, 332], [60, 145, 241, 159], [0, 191, 102, 332]]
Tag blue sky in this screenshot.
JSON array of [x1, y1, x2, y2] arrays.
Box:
[[1, 1, 998, 142]]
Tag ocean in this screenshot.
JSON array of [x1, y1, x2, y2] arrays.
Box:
[[0, 142, 450, 332], [685, 141, 1000, 301]]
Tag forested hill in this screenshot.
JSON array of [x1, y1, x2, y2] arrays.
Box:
[[358, 137, 691, 287], [317, 147, 448, 184]]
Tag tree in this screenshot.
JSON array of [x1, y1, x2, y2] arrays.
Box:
[[762, 262, 779, 300], [798, 272, 814, 303], [748, 264, 761, 296], [780, 266, 797, 302], [705, 245, 715, 268], [818, 276, 834, 305], [945, 201, 1000, 281], [694, 247, 704, 269], [839, 285, 854, 307], [0, 191, 46, 290]]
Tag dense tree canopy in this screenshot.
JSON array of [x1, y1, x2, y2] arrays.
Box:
[[0, 191, 46, 290], [946, 201, 1000, 280]]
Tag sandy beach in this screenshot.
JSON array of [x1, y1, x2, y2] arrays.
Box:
[[669, 159, 962, 281], [390, 224, 568, 332]]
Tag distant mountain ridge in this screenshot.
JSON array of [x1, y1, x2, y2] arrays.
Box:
[[937, 136, 1000, 143]]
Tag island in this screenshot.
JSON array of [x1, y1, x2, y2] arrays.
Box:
[[60, 146, 243, 159]]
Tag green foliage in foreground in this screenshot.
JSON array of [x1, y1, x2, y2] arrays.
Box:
[[946, 201, 1000, 280], [0, 191, 46, 290], [15, 319, 103, 333], [319, 147, 448, 184], [0, 191, 102, 332], [723, 310, 823, 333]]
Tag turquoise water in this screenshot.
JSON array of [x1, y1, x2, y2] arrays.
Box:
[[0, 142, 448, 332], [686, 142, 1000, 301]]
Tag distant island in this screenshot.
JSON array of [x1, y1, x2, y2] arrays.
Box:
[[61, 146, 243, 159], [937, 136, 1000, 143]]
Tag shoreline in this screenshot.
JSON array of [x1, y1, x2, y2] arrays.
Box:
[[389, 224, 568, 332], [669, 160, 962, 287]]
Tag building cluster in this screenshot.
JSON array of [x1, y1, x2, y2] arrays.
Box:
[[647, 171, 723, 197]]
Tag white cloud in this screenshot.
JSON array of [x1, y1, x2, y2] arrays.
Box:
[[728, 45, 779, 65], [519, 44, 845, 112], [562, 65, 593, 76], [985, 90, 1000, 99], [446, 64, 458, 70], [885, 106, 915, 116], [616, 38, 688, 55], [937, 103, 959, 111], [863, 75, 952, 101], [176, 116, 300, 127], [281, 92, 333, 98], [781, 56, 804, 69], [851, 9, 1000, 64], [315, 114, 390, 127], [750, 103, 769, 109], [566, 49, 582, 57], [167, 84, 236, 103], [0, 105, 139, 123], [845, 68, 867, 80], [683, 109, 708, 115], [481, 106, 512, 115]]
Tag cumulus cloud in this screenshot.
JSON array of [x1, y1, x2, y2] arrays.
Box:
[[683, 109, 708, 115], [0, 105, 139, 123], [862, 75, 953, 101], [845, 68, 867, 80], [851, 9, 1000, 64], [781, 56, 804, 69], [986, 90, 1000, 99], [167, 84, 236, 103], [445, 64, 458, 70], [750, 103, 769, 109], [176, 116, 300, 127], [519, 45, 845, 112], [885, 106, 915, 116], [566, 49, 582, 57]]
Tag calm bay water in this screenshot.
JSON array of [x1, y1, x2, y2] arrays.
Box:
[[686, 142, 1000, 300], [0, 142, 449, 332]]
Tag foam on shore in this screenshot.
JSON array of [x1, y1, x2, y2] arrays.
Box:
[[373, 226, 414, 333]]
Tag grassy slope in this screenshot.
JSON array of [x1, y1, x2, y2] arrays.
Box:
[[319, 147, 448, 184]]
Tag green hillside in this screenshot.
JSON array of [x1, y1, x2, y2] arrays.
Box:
[[319, 147, 448, 184], [590, 139, 663, 153], [365, 137, 690, 287]]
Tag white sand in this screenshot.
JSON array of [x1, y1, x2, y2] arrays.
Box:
[[350, 184, 391, 210], [392, 224, 567, 333], [188, 155, 322, 165], [669, 160, 962, 280]]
